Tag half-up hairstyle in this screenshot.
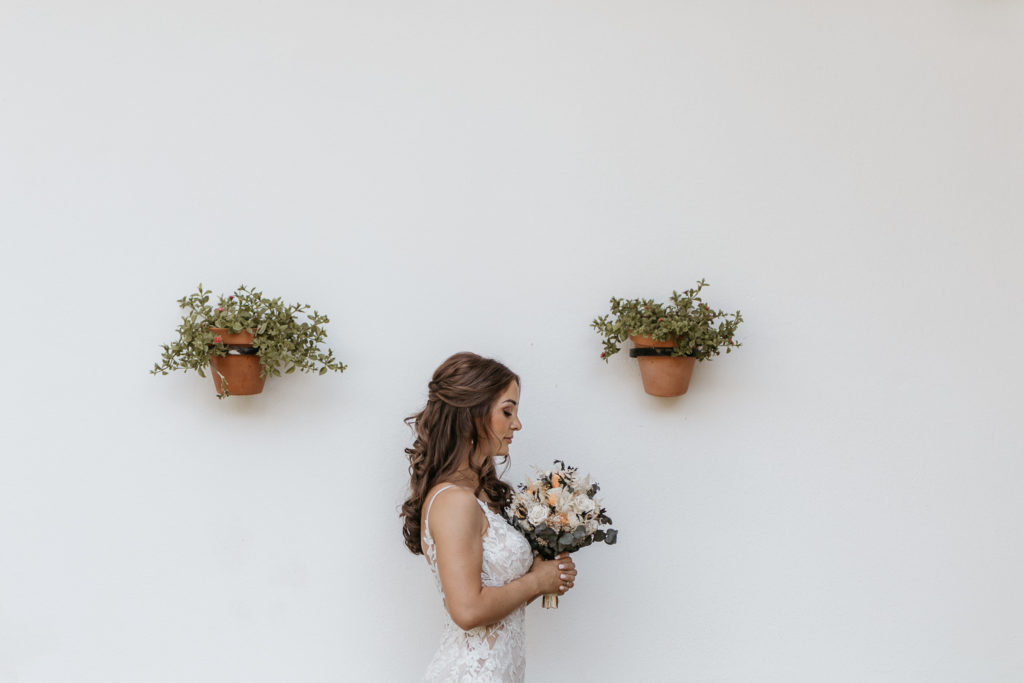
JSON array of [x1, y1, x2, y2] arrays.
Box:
[[401, 352, 520, 555]]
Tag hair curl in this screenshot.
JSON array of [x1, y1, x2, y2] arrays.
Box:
[[400, 352, 520, 555]]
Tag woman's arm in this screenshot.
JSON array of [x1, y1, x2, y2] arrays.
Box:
[[427, 487, 575, 631]]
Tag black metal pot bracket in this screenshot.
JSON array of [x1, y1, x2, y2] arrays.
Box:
[[629, 347, 677, 357], [209, 345, 259, 356]]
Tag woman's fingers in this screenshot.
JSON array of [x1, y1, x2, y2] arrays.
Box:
[[557, 563, 577, 592], [555, 553, 577, 592], [536, 553, 578, 594]]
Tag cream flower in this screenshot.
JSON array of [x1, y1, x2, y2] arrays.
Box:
[[527, 504, 549, 526], [573, 496, 596, 514]]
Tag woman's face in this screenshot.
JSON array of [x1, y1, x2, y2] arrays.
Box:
[[485, 381, 522, 456]]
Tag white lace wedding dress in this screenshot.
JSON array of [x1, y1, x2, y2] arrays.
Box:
[[422, 485, 534, 682]]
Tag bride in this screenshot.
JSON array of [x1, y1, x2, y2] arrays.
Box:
[[401, 352, 576, 682]]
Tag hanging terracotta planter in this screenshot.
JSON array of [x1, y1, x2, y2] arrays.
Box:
[[208, 327, 266, 396], [591, 281, 742, 400], [153, 285, 347, 399], [629, 334, 696, 397]]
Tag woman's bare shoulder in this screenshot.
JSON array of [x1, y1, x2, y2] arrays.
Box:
[[423, 483, 487, 536], [424, 482, 478, 514]]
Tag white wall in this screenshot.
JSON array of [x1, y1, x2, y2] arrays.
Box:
[[2, 1, 1022, 681]]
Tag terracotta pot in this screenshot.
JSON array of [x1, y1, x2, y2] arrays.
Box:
[[208, 327, 265, 396], [629, 334, 695, 397]]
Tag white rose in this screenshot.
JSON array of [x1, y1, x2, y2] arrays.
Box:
[[527, 505, 549, 526], [573, 496, 596, 514]]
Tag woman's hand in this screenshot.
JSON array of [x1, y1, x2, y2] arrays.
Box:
[[530, 552, 576, 596]]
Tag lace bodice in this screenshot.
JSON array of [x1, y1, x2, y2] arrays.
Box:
[[422, 485, 534, 682]]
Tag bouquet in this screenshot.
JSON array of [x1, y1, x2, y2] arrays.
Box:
[[507, 460, 618, 608]]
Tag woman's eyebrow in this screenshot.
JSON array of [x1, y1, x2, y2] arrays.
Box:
[[503, 399, 518, 406]]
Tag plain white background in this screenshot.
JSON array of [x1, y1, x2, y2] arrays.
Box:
[[1, 1, 1022, 681]]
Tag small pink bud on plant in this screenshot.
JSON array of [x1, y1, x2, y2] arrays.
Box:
[[217, 307, 224, 312], [213, 335, 223, 343]]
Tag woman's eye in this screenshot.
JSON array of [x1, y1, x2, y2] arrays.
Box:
[[503, 411, 512, 417]]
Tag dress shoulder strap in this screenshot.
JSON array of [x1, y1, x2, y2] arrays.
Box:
[[424, 484, 458, 535]]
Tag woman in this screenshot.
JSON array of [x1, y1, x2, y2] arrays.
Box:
[[401, 352, 577, 682]]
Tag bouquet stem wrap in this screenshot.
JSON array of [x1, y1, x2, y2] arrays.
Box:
[[542, 594, 559, 609]]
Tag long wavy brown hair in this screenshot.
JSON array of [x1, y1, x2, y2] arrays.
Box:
[[401, 352, 520, 555]]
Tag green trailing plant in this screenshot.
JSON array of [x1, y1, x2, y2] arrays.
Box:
[[152, 284, 346, 397], [591, 279, 742, 362]]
